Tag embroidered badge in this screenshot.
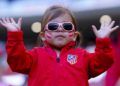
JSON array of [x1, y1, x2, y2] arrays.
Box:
[[67, 54, 77, 65]]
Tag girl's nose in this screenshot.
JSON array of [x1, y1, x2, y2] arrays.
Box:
[[57, 25, 64, 32]]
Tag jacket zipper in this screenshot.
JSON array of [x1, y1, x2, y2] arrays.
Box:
[[53, 56, 60, 86], [56, 56, 60, 63]]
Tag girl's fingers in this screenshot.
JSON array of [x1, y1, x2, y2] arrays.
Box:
[[0, 20, 5, 26], [92, 25, 98, 35], [18, 17, 22, 27], [109, 21, 115, 28], [6, 17, 10, 23], [111, 26, 119, 32], [101, 21, 106, 27], [2, 18, 7, 23], [104, 21, 110, 26], [10, 17, 16, 24]]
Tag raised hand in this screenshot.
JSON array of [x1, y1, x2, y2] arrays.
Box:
[[92, 21, 119, 38], [0, 17, 22, 32]]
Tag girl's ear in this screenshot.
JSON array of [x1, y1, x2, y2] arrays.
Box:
[[73, 31, 80, 41], [39, 32, 45, 41]]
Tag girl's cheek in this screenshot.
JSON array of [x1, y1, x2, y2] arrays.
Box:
[[45, 32, 52, 39], [68, 32, 74, 37]]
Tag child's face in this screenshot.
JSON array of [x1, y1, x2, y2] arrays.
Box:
[[41, 14, 78, 49]]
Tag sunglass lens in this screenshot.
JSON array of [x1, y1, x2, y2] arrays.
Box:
[[63, 23, 73, 30], [48, 23, 58, 31]]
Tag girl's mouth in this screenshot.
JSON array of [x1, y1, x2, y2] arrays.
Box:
[[55, 35, 65, 38]]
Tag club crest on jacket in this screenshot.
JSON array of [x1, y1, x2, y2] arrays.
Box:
[[67, 54, 77, 65]]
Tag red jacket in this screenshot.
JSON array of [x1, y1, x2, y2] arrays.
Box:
[[6, 31, 114, 86]]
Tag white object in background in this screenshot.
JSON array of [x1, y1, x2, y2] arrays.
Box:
[[1, 74, 26, 86], [89, 72, 106, 86]]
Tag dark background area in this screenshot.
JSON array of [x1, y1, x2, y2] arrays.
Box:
[[0, 7, 120, 47]]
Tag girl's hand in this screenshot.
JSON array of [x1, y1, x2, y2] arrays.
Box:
[[0, 17, 22, 32], [92, 21, 119, 38]]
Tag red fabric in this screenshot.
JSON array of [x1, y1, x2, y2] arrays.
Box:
[[105, 31, 120, 86], [6, 31, 114, 86]]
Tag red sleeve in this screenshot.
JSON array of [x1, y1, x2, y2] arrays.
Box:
[[87, 38, 114, 78], [6, 31, 37, 74]]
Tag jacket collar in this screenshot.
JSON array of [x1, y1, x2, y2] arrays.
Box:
[[44, 41, 76, 59], [44, 41, 76, 51]]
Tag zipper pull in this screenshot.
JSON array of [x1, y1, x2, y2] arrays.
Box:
[[56, 57, 60, 63]]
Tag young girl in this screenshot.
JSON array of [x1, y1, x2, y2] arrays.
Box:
[[0, 6, 119, 86]]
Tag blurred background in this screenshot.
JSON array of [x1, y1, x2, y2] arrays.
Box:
[[0, 0, 120, 86]]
